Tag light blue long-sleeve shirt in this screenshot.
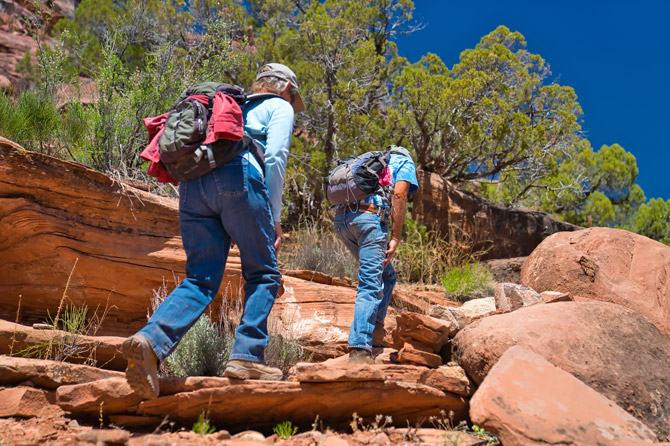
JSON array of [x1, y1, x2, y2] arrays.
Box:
[[242, 96, 295, 222]]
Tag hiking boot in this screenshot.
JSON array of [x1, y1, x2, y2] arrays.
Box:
[[372, 321, 387, 348], [224, 360, 283, 380], [348, 348, 374, 365], [121, 334, 159, 400]]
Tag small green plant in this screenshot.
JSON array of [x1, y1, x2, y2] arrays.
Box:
[[192, 411, 215, 435], [442, 432, 460, 446], [273, 421, 298, 439], [440, 261, 494, 302], [472, 425, 498, 443]]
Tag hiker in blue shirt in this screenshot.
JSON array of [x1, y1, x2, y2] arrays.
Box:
[[333, 146, 419, 364], [122, 63, 305, 399]]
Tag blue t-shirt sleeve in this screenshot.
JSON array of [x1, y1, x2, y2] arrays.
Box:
[[392, 155, 419, 196]]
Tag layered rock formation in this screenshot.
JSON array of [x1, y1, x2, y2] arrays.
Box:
[[412, 170, 580, 259], [0, 143, 357, 343]]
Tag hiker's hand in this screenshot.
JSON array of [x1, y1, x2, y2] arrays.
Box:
[[274, 222, 282, 252], [385, 238, 399, 268]]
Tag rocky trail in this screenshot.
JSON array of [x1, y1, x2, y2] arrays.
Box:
[[3, 141, 670, 445]]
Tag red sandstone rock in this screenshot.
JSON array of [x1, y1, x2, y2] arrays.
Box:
[[428, 297, 496, 331], [412, 170, 579, 259], [470, 346, 658, 446], [452, 301, 670, 439], [521, 227, 670, 338], [482, 256, 526, 283], [138, 379, 468, 432], [0, 74, 10, 90], [493, 282, 543, 312], [540, 290, 573, 303], [56, 377, 143, 415], [158, 376, 232, 396], [419, 365, 473, 397], [293, 362, 385, 382], [0, 355, 122, 389], [387, 312, 455, 352], [0, 319, 127, 371], [0, 387, 63, 418], [281, 270, 353, 288], [77, 428, 130, 445], [397, 344, 442, 368]]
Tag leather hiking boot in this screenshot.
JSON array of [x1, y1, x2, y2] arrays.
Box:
[[348, 348, 374, 365], [372, 321, 387, 348], [121, 334, 159, 400], [224, 360, 283, 380]]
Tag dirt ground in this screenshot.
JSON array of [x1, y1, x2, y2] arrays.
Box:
[[0, 412, 493, 446]]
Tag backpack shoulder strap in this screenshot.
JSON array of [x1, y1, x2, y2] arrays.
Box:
[[245, 93, 283, 107]]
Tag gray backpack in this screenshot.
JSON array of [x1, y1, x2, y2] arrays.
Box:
[[326, 145, 413, 205]]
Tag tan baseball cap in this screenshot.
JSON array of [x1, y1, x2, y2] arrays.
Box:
[[256, 63, 306, 113]]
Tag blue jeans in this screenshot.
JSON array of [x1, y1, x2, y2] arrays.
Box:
[[138, 155, 281, 363], [334, 209, 397, 351]]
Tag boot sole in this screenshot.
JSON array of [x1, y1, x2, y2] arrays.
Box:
[[224, 362, 282, 380], [121, 337, 159, 400]]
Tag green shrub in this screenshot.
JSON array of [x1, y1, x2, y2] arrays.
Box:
[[0, 93, 27, 141], [154, 281, 307, 379], [440, 262, 494, 302], [160, 312, 231, 377]]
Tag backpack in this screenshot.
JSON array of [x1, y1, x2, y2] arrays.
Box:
[[157, 82, 277, 183], [326, 145, 413, 206]]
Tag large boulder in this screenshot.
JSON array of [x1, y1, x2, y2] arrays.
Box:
[[452, 301, 670, 440], [470, 346, 658, 446], [521, 227, 670, 338], [412, 170, 579, 259]]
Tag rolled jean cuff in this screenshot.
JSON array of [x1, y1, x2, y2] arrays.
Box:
[[348, 344, 372, 351], [228, 353, 263, 363]]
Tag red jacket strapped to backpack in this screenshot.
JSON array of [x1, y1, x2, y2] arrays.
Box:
[[141, 92, 244, 185]]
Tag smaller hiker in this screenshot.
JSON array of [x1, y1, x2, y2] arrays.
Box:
[[122, 63, 305, 399], [331, 146, 419, 364]]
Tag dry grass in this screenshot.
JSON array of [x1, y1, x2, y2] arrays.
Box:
[[279, 222, 358, 280], [394, 220, 490, 285], [17, 259, 113, 365]]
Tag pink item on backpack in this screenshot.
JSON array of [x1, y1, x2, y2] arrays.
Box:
[[378, 166, 392, 186]]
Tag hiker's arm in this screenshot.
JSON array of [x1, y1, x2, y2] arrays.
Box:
[[385, 180, 410, 267], [263, 99, 295, 250]]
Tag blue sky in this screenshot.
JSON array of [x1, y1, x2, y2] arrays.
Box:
[[394, 0, 670, 201]]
